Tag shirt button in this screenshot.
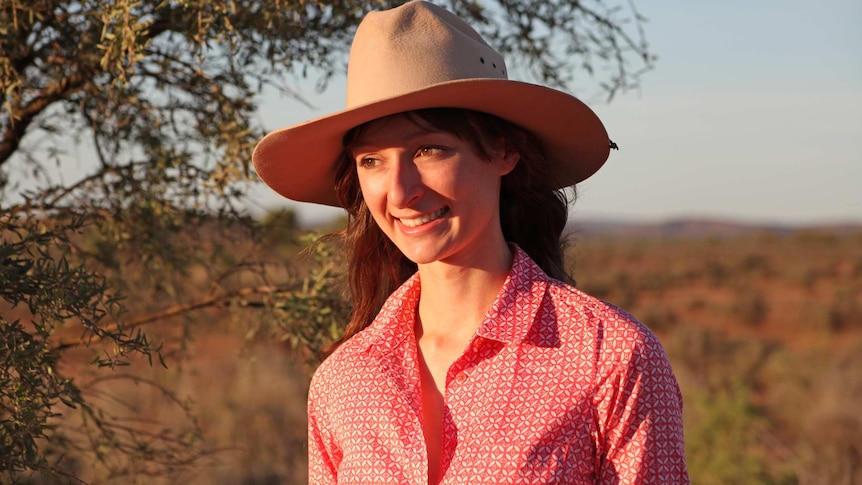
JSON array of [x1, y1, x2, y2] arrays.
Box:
[[455, 372, 468, 383]]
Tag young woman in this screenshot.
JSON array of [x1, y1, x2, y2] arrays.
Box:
[[253, 2, 689, 484]]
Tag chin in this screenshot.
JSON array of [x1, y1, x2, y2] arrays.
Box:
[[395, 245, 448, 266], [399, 252, 439, 265]]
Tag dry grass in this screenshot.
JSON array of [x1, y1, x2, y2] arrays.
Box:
[[571, 229, 862, 484], [28, 226, 862, 484]]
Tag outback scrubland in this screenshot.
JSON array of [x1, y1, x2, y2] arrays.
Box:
[[11, 217, 862, 484]]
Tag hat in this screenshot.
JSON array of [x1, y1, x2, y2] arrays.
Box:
[[253, 0, 611, 207]]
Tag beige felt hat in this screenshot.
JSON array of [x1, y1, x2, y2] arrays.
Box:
[[253, 0, 611, 207]]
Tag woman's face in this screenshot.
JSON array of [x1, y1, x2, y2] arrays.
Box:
[[350, 113, 518, 267]]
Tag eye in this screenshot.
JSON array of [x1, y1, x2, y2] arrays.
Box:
[[416, 146, 445, 158], [356, 156, 381, 169]]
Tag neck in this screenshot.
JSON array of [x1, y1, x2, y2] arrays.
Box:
[[415, 241, 513, 342]]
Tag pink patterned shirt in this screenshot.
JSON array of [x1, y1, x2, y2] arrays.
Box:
[[308, 247, 689, 484]]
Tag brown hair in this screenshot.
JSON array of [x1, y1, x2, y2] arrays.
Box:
[[325, 108, 574, 355]]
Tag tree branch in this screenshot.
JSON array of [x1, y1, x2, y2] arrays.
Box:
[[0, 70, 88, 165], [55, 285, 287, 349]]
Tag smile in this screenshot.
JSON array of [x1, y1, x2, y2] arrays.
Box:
[[398, 208, 449, 228]]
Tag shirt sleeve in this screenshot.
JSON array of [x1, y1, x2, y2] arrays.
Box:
[[593, 325, 690, 484], [307, 379, 340, 484]]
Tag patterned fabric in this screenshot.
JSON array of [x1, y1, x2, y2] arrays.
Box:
[[308, 247, 690, 484]]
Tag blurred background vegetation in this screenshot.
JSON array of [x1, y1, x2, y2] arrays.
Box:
[[572, 227, 862, 485], [8, 215, 862, 484], [2, 0, 860, 484]]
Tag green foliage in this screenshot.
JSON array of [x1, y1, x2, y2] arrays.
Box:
[[259, 208, 300, 249], [685, 381, 774, 484], [0, 319, 80, 477], [267, 234, 350, 361], [668, 328, 785, 484], [792, 344, 862, 485], [0, 210, 166, 480]]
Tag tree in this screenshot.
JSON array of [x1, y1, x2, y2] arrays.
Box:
[[0, 0, 653, 481]]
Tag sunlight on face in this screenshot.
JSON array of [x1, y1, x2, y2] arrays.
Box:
[[350, 113, 518, 267]]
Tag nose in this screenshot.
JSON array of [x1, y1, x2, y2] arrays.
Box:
[[388, 155, 423, 208]]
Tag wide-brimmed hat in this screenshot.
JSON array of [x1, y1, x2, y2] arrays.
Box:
[[253, 0, 611, 207]]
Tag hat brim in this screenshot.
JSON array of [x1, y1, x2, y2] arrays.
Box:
[[253, 78, 610, 207]]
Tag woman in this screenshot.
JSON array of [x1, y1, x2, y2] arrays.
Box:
[[253, 2, 689, 484]]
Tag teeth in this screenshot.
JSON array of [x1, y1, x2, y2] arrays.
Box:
[[399, 208, 448, 228]]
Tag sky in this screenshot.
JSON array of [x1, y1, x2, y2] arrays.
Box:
[[250, 0, 862, 226]]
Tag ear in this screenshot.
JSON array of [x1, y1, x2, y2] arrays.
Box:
[[490, 139, 520, 176], [500, 148, 520, 176]]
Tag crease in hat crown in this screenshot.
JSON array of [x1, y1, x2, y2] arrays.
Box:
[[346, 1, 508, 108], [252, 0, 611, 207]]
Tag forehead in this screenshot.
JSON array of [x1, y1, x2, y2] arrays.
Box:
[[349, 113, 443, 148]]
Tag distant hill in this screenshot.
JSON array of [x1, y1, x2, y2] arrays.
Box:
[[295, 212, 862, 239], [566, 218, 862, 239]]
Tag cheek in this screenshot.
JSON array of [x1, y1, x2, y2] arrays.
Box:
[[456, 164, 502, 200], [357, 175, 388, 220], [357, 174, 379, 204]]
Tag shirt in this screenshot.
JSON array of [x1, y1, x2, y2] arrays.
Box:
[[308, 246, 690, 484]]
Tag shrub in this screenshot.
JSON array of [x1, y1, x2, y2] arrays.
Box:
[[732, 285, 769, 327], [828, 287, 862, 332]]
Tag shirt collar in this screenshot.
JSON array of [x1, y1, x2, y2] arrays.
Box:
[[360, 271, 422, 355], [474, 245, 549, 344], [361, 245, 550, 353]]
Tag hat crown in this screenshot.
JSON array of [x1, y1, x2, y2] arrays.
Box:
[[346, 1, 508, 108]]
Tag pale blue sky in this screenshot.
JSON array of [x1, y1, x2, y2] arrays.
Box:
[[252, 0, 862, 226]]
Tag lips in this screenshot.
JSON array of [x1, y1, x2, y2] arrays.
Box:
[[398, 207, 449, 228]]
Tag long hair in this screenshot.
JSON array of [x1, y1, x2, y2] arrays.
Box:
[[324, 108, 574, 355]]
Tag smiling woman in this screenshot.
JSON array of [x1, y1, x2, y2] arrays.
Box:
[[252, 1, 689, 484]]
